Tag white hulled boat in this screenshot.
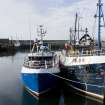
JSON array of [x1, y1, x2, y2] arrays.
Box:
[[60, 0, 105, 103]]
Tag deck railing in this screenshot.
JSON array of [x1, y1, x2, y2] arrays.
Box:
[[23, 58, 56, 69]]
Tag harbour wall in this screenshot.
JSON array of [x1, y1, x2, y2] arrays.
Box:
[[0, 39, 105, 52]]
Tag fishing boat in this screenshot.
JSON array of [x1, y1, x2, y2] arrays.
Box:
[[21, 25, 60, 97], [60, 0, 105, 102]]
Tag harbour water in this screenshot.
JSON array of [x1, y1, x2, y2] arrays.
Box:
[[0, 52, 103, 105]]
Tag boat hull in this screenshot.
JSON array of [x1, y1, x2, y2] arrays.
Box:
[[21, 68, 60, 96], [60, 61, 105, 101]]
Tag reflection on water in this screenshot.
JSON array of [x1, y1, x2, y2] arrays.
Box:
[[22, 87, 103, 105], [0, 52, 104, 105], [22, 88, 38, 105], [22, 88, 61, 105], [0, 51, 16, 57]]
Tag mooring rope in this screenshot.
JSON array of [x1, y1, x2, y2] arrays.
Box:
[[48, 73, 105, 88], [48, 72, 105, 103]]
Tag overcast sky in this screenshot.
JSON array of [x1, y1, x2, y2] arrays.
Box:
[[0, 0, 105, 40]]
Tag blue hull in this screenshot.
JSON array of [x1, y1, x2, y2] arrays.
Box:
[[21, 73, 59, 96]]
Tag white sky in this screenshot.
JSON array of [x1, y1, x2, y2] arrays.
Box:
[[0, 0, 105, 40]]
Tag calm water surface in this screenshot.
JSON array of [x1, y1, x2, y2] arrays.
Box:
[[0, 52, 103, 105]]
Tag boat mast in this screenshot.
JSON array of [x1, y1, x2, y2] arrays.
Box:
[[95, 0, 105, 49], [37, 25, 47, 45], [72, 13, 84, 45], [74, 13, 78, 44], [69, 28, 72, 44]]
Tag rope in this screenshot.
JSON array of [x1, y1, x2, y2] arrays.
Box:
[[48, 73, 105, 88]]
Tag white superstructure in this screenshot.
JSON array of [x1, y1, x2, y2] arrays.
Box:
[[60, 50, 105, 66], [22, 52, 60, 74]]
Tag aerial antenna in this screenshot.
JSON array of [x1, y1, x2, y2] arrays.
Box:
[[94, 0, 105, 49]]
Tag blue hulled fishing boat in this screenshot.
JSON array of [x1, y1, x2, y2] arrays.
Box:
[[21, 25, 60, 97]]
